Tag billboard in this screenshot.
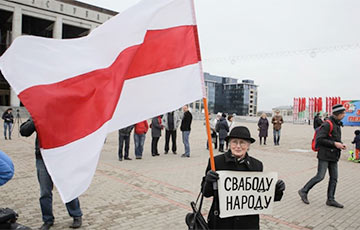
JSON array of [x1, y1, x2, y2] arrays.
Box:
[[342, 100, 360, 126]]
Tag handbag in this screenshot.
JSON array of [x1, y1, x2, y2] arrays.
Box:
[[185, 188, 209, 230]]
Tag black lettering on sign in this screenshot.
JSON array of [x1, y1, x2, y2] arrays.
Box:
[[60, 4, 63, 11], [245, 177, 252, 190], [265, 178, 273, 191], [257, 178, 266, 192], [73, 7, 76, 14], [233, 196, 240, 210], [264, 196, 272, 208], [224, 177, 231, 191], [254, 196, 264, 210], [232, 177, 238, 190], [248, 195, 255, 209], [238, 177, 244, 190], [241, 195, 247, 209], [226, 196, 232, 211], [46, 0, 50, 8]]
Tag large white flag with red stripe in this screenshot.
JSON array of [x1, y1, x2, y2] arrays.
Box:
[[0, 0, 204, 202]]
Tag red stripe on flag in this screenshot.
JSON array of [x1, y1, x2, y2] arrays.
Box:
[[19, 25, 200, 149]]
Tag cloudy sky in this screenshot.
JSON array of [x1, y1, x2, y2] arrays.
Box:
[[81, 0, 360, 111]]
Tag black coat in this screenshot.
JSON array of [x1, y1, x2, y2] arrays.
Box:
[[180, 111, 192, 131], [257, 118, 269, 137], [352, 134, 360, 149], [313, 116, 323, 130], [19, 118, 41, 159], [316, 116, 342, 162], [2, 112, 13, 123], [202, 151, 263, 230], [217, 117, 229, 140]]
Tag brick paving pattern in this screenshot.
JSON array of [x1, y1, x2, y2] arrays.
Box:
[[1, 120, 359, 229]]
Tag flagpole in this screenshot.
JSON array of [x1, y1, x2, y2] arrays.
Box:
[[189, 0, 216, 171]]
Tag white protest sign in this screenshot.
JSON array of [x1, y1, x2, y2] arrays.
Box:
[[217, 171, 278, 218]]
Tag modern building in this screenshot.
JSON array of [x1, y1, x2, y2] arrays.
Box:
[[0, 0, 117, 106], [272, 105, 293, 117], [191, 72, 258, 116]]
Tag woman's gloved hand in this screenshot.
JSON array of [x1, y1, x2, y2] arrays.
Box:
[[205, 170, 219, 183], [274, 179, 285, 201]]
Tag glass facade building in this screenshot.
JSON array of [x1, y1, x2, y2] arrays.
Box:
[[204, 73, 258, 116]]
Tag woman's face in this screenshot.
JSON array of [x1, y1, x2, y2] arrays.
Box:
[[229, 138, 250, 158]]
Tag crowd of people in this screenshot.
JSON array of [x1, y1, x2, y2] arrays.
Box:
[[117, 105, 193, 161], [1, 104, 359, 230]]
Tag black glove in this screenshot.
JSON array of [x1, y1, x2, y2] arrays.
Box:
[[276, 179, 285, 192], [274, 179, 285, 201], [205, 170, 219, 183]]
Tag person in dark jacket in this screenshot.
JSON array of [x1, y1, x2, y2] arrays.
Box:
[[20, 118, 83, 229], [313, 113, 323, 130], [216, 113, 229, 152], [180, 105, 192, 158], [151, 116, 163, 156], [118, 125, 134, 161], [2, 108, 14, 140], [299, 104, 347, 208], [257, 113, 269, 145], [351, 130, 360, 160], [202, 126, 285, 229]]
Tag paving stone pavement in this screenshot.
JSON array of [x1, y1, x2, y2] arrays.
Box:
[[0, 119, 359, 230]]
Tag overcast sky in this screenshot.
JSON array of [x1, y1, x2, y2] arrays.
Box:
[[80, 0, 360, 111]]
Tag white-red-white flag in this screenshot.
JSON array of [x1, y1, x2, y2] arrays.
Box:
[[0, 0, 204, 202]]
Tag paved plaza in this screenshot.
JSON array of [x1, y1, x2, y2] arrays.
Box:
[[1, 119, 359, 230]]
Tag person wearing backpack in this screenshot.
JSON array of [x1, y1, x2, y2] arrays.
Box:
[[298, 104, 347, 208]]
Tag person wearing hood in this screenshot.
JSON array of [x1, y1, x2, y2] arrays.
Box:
[[201, 126, 285, 229]]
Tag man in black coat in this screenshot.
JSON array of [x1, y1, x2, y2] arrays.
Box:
[[20, 118, 83, 229], [299, 104, 346, 208], [202, 126, 285, 229], [180, 105, 192, 158], [313, 113, 323, 130]]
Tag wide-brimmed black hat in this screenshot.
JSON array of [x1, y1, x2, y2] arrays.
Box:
[[225, 126, 256, 143]]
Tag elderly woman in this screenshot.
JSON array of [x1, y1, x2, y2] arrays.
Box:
[[201, 126, 285, 229], [257, 113, 269, 145]]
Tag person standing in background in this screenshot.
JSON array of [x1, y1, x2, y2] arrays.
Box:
[[258, 113, 269, 145], [180, 105, 192, 158], [134, 120, 149, 159], [162, 111, 181, 154]]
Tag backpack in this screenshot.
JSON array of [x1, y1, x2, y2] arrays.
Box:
[[311, 120, 333, 152]]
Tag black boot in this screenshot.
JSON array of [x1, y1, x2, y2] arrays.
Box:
[[70, 217, 82, 228], [326, 200, 344, 208], [219, 144, 223, 152], [298, 190, 309, 204]]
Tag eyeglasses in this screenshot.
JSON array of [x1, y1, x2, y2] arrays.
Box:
[[230, 140, 249, 146]]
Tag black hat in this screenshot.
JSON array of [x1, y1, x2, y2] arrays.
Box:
[[332, 104, 345, 115], [225, 126, 256, 143]]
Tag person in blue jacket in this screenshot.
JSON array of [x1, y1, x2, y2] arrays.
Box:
[[0, 150, 14, 186]]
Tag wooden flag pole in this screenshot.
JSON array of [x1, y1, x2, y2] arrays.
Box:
[[189, 0, 216, 171], [203, 97, 216, 171]]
